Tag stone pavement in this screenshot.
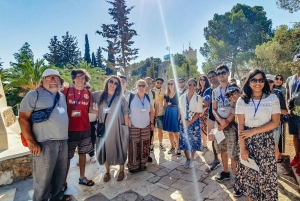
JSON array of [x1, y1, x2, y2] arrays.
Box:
[[0, 140, 299, 201]]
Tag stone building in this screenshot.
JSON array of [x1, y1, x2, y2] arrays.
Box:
[[183, 47, 197, 60]]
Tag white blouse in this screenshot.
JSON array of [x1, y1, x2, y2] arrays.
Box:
[[235, 94, 280, 127], [179, 92, 203, 121]]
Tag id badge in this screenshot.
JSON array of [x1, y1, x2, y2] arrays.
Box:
[[249, 118, 259, 127], [141, 109, 147, 112], [71, 110, 81, 117], [57, 106, 65, 114], [168, 102, 172, 105], [103, 107, 111, 114]]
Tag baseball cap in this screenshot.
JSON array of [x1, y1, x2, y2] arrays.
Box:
[[266, 74, 275, 81], [178, 78, 185, 82], [42, 69, 61, 78], [156, 77, 164, 83]]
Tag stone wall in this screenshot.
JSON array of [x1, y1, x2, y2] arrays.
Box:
[[0, 154, 32, 186], [2, 107, 16, 127]]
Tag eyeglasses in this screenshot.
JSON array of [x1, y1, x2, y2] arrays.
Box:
[[268, 80, 274, 84], [168, 83, 174, 86], [108, 79, 119, 86], [138, 85, 146, 88], [44, 76, 60, 81], [216, 71, 227, 77], [188, 83, 196, 87], [156, 82, 162, 85], [275, 77, 283, 81], [250, 78, 265, 83]]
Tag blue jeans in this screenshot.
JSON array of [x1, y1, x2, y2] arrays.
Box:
[[32, 140, 68, 201]]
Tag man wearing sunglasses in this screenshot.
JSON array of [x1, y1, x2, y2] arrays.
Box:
[[286, 56, 300, 174], [212, 64, 237, 183], [203, 70, 221, 170], [178, 77, 188, 96], [154, 77, 166, 151]]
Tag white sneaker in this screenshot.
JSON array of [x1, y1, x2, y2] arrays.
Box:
[[168, 148, 175, 154], [184, 160, 190, 169], [159, 144, 166, 151], [188, 160, 194, 168]]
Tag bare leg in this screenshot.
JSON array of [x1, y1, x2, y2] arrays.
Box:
[[275, 146, 279, 162], [212, 141, 219, 160], [64, 159, 70, 185], [169, 132, 175, 148], [174, 133, 179, 150], [119, 165, 124, 172], [158, 129, 163, 142], [104, 161, 110, 173], [293, 135, 300, 157], [247, 196, 253, 201], [221, 151, 229, 172], [201, 131, 207, 147], [191, 151, 196, 160], [79, 154, 86, 179], [231, 158, 237, 173], [184, 150, 191, 160]]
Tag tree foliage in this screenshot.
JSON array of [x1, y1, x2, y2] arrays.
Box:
[[12, 42, 34, 65], [173, 53, 186, 67], [200, 4, 273, 78], [96, 0, 139, 77], [96, 47, 104, 70], [277, 0, 300, 13], [166, 58, 200, 81], [105, 42, 116, 75], [91, 52, 97, 67], [84, 34, 91, 64], [131, 57, 162, 78]]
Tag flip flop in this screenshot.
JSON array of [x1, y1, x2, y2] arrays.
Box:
[[117, 171, 125, 181], [79, 176, 94, 186], [103, 172, 110, 182]]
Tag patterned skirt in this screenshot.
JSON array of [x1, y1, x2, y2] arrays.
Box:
[[234, 130, 278, 201], [200, 109, 208, 135], [179, 118, 201, 152], [127, 125, 151, 172]]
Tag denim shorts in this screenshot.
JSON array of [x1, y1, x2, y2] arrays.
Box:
[[155, 115, 164, 129], [288, 115, 300, 137]]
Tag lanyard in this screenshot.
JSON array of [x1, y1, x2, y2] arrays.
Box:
[[294, 76, 300, 93], [137, 93, 145, 108], [44, 89, 60, 106], [251, 94, 263, 117], [185, 94, 190, 120], [219, 85, 228, 106], [72, 87, 84, 107]]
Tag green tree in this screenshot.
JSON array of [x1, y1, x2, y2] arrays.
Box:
[[200, 4, 273, 78], [96, 0, 139, 77], [277, 0, 300, 13], [12, 42, 34, 65], [96, 47, 104, 70], [166, 58, 200, 81], [131, 57, 161, 78], [84, 34, 91, 63], [173, 53, 185, 67], [43, 36, 63, 67], [105, 42, 116, 75], [0, 58, 3, 71], [91, 52, 97, 67]]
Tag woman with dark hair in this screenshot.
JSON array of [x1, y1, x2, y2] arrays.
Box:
[[163, 79, 181, 156], [274, 74, 286, 98], [179, 78, 203, 169], [93, 75, 130, 182], [197, 75, 210, 151], [234, 69, 281, 200]]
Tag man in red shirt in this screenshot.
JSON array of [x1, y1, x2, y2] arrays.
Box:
[[62, 69, 96, 187]]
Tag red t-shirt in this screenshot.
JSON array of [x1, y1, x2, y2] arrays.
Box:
[[62, 87, 92, 131]]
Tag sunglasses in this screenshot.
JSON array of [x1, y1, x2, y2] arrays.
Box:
[[217, 71, 227, 76], [250, 78, 265, 83], [168, 83, 174, 86], [275, 77, 283, 81], [199, 79, 206, 81], [226, 91, 238, 98], [208, 75, 216, 79], [188, 83, 196, 87], [156, 82, 162, 85], [138, 85, 146, 88], [108, 79, 119, 86], [268, 80, 274, 84], [179, 81, 184, 84], [44, 76, 60, 81]]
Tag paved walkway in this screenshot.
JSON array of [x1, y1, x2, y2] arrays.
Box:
[[0, 140, 299, 201]]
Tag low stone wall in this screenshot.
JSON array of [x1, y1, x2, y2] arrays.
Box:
[[2, 107, 16, 127], [0, 154, 32, 186]]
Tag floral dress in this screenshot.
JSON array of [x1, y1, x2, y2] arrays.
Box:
[[179, 95, 201, 151]]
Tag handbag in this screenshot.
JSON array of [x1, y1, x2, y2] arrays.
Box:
[[97, 94, 115, 138]]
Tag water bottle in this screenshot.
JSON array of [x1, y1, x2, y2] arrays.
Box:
[[204, 95, 210, 109]]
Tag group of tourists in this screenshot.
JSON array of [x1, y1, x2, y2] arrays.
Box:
[[19, 55, 300, 201]]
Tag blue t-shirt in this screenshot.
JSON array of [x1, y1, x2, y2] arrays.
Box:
[[204, 87, 215, 121]]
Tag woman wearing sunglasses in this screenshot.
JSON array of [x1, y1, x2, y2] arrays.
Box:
[[162, 79, 181, 156], [235, 69, 280, 201], [198, 75, 210, 151], [93, 76, 130, 182], [127, 79, 155, 174], [274, 74, 286, 100], [179, 78, 203, 169]]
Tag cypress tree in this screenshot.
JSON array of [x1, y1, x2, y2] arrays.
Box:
[[91, 52, 97, 67], [96, 47, 104, 70], [84, 34, 91, 63]]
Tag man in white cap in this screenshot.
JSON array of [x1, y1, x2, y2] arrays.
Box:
[[19, 69, 71, 201]]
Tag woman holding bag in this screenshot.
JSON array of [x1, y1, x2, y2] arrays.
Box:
[[127, 79, 155, 174], [93, 76, 130, 182]]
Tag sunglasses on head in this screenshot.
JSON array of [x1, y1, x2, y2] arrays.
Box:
[[168, 83, 174, 86], [225, 90, 238, 98], [156, 82, 162, 85], [108, 79, 119, 86], [250, 78, 265, 83], [268, 80, 274, 84], [188, 83, 196, 87], [217, 71, 227, 76], [275, 77, 283, 81], [138, 85, 146, 88]]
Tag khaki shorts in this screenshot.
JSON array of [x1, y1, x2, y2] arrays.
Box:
[[213, 126, 238, 159]]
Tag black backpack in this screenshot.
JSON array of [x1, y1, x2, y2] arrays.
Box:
[[129, 92, 151, 109]]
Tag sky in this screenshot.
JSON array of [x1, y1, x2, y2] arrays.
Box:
[[1, 0, 300, 73]]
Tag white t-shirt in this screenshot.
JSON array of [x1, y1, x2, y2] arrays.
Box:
[[130, 95, 152, 128], [212, 85, 234, 119], [179, 93, 203, 121], [235, 94, 280, 127]]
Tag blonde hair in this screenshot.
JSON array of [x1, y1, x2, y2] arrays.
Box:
[[166, 79, 175, 96], [136, 79, 147, 89]]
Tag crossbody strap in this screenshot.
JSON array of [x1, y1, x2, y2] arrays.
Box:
[[102, 94, 116, 124]]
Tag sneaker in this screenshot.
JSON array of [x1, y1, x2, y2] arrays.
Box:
[[210, 159, 220, 170], [216, 171, 230, 182], [147, 156, 153, 163], [150, 144, 154, 153], [201, 145, 209, 151], [184, 160, 190, 169], [233, 190, 242, 197], [90, 156, 96, 163], [290, 156, 300, 167], [175, 150, 181, 157], [159, 144, 166, 151], [188, 160, 194, 169], [168, 148, 175, 154]]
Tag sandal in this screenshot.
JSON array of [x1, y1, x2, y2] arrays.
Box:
[[117, 171, 125, 181], [59, 194, 72, 201], [277, 158, 283, 163], [103, 172, 110, 182], [62, 183, 68, 192], [78, 176, 94, 186]]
